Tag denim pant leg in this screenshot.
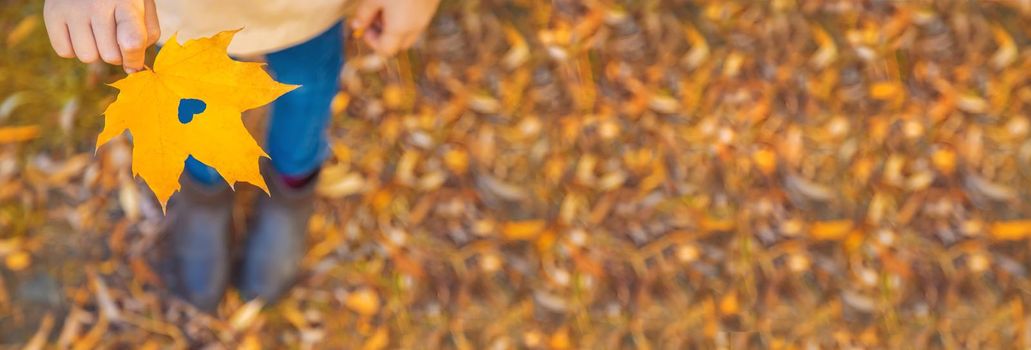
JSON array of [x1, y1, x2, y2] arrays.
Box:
[[185, 22, 345, 185]]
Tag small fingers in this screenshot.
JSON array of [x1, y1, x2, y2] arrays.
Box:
[[368, 30, 404, 56], [91, 14, 122, 65], [68, 19, 100, 63], [399, 32, 419, 51], [350, 0, 380, 34], [43, 14, 74, 58], [144, 0, 160, 45], [115, 5, 148, 72]]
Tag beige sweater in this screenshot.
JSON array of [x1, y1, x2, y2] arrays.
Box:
[[155, 0, 348, 56]]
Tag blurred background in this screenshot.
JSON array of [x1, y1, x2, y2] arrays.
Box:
[[2, 0, 1031, 348]]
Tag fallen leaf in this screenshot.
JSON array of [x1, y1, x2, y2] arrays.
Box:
[[443, 148, 469, 175], [700, 216, 735, 232], [469, 94, 501, 114], [88, 269, 121, 322], [809, 25, 837, 69], [6, 15, 38, 48], [957, 94, 988, 113], [648, 94, 680, 114], [0, 91, 29, 120], [719, 293, 739, 314], [870, 81, 903, 100], [502, 25, 530, 69], [22, 313, 53, 350], [549, 327, 572, 350], [362, 326, 389, 350], [932, 148, 956, 175], [502, 220, 546, 240], [4, 251, 30, 271], [990, 220, 1031, 240], [0, 125, 39, 143], [238, 334, 262, 350], [229, 299, 266, 331], [809, 220, 854, 240], [752, 147, 777, 175], [345, 288, 380, 316], [965, 174, 1015, 201], [316, 167, 367, 198], [989, 25, 1017, 68]]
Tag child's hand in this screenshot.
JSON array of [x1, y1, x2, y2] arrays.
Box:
[[43, 0, 160, 73], [351, 0, 441, 57]]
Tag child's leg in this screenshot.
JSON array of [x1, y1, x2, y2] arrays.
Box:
[[237, 22, 344, 301], [264, 22, 344, 180], [171, 22, 344, 307], [182, 22, 343, 185], [184, 156, 222, 185]]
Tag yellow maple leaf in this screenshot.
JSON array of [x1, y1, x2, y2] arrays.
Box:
[[97, 30, 298, 211]]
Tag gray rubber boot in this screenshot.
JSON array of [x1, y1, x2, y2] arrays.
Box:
[[238, 167, 315, 302], [166, 176, 232, 312]]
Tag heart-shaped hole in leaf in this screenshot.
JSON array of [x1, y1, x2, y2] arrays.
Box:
[[177, 98, 206, 124]]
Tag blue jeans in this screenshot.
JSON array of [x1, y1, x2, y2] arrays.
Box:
[[185, 22, 344, 185]]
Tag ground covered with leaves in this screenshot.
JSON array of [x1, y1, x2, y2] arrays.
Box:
[[2, 0, 1031, 348]]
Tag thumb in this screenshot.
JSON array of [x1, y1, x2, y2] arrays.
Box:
[[143, 0, 161, 46], [350, 0, 381, 34], [115, 2, 149, 72]]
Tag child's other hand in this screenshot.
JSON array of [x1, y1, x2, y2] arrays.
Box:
[[351, 0, 441, 57], [43, 0, 160, 73]]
